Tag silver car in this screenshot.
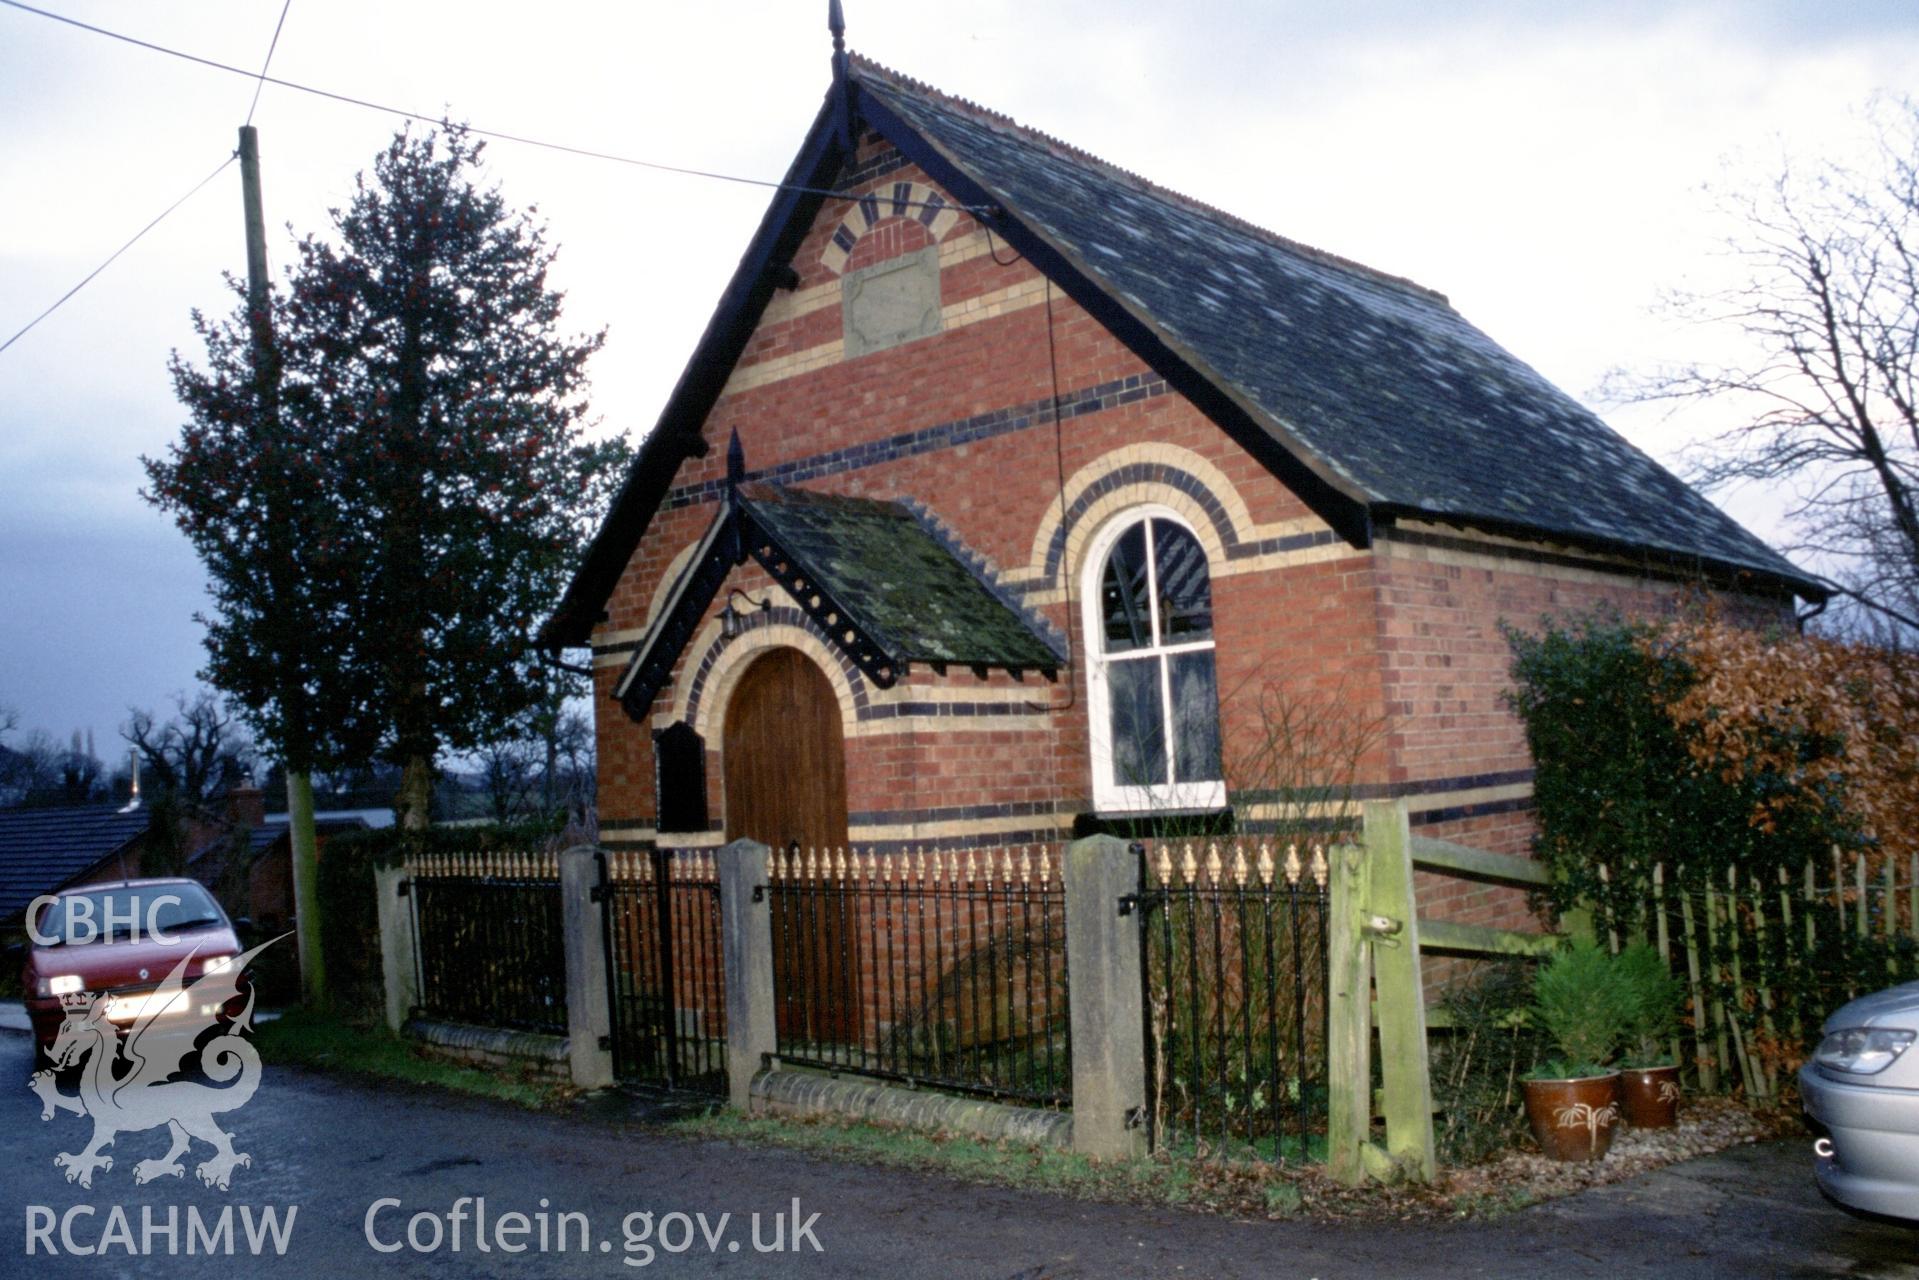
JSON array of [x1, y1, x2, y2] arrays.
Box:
[[1800, 980, 1919, 1219]]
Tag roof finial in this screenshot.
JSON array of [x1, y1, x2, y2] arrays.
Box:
[[726, 428, 745, 487], [828, 1, 854, 149]]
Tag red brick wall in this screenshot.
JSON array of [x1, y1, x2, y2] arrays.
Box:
[[1373, 528, 1795, 937]]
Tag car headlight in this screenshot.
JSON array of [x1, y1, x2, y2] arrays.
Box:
[[1815, 1027, 1917, 1075], [42, 974, 83, 997], [200, 955, 236, 976]]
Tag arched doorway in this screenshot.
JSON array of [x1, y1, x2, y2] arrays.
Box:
[[721, 647, 849, 850], [721, 647, 852, 1041]]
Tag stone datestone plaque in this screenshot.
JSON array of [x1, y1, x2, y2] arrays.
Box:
[[842, 245, 943, 358]]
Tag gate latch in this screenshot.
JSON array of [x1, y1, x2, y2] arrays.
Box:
[[751, 884, 766, 903], [1363, 913, 1403, 948], [588, 884, 608, 904], [1116, 893, 1140, 917], [395, 878, 411, 899], [598, 1035, 613, 1051]]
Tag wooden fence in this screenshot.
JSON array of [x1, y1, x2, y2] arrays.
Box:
[[1331, 806, 1919, 1188], [1595, 850, 1919, 1101]]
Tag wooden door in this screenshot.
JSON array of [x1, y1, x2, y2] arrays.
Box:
[[722, 648, 852, 1040]]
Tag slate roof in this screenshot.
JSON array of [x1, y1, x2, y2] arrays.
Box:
[[0, 805, 150, 921], [852, 59, 1816, 596], [188, 816, 370, 889], [245, 816, 370, 854], [614, 477, 1062, 717], [738, 483, 1064, 670], [545, 54, 1820, 649]]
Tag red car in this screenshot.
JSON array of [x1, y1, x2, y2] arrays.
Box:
[[19, 878, 247, 1051]]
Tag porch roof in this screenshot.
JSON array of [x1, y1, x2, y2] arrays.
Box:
[[614, 469, 1062, 721]]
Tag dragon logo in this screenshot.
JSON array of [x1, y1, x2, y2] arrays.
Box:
[[28, 937, 282, 1190]]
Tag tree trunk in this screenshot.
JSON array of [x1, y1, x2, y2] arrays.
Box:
[[396, 755, 433, 832], [285, 769, 326, 1005]]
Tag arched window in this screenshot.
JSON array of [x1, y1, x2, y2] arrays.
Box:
[[1082, 509, 1225, 812]]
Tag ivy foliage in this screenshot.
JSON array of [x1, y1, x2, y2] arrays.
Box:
[[317, 819, 565, 1022], [1501, 613, 1836, 933]]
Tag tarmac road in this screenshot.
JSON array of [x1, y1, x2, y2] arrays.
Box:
[[0, 1028, 1913, 1279]]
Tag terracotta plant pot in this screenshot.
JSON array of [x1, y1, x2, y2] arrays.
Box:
[[1522, 1073, 1622, 1161], [1618, 1065, 1681, 1128]]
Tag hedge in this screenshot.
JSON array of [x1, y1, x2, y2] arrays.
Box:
[[316, 819, 564, 1021]]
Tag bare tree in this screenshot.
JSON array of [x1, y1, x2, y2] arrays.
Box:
[[472, 706, 595, 826], [0, 728, 108, 808], [476, 736, 539, 823], [1610, 97, 1919, 636], [1222, 670, 1385, 849], [120, 692, 255, 878], [123, 691, 256, 814], [549, 709, 596, 828]]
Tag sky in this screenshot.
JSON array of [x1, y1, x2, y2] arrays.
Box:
[[2, 0, 1917, 761]]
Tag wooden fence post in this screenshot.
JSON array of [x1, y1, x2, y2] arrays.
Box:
[[1325, 836, 1373, 1186], [1363, 800, 1436, 1184]]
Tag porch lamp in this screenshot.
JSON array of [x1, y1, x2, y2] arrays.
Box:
[[720, 588, 771, 640]]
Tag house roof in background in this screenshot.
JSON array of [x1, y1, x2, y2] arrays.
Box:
[[0, 805, 150, 921], [246, 815, 371, 856]]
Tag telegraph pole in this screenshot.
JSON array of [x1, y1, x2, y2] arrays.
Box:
[[239, 124, 326, 1004], [239, 126, 270, 316]]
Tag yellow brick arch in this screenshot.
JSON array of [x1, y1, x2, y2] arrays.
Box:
[[675, 611, 861, 747], [819, 181, 963, 275], [1012, 444, 1256, 595]]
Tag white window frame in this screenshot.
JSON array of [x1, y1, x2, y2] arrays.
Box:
[[1080, 506, 1227, 814]]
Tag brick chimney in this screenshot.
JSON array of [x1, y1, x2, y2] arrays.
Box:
[[226, 784, 267, 830]]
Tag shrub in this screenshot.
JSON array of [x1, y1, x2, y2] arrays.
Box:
[[1649, 617, 1919, 868], [1613, 943, 1685, 1068], [1506, 610, 1919, 1089], [1504, 612, 1844, 939], [316, 818, 563, 1022], [1432, 961, 1543, 1165], [1528, 938, 1630, 1077]]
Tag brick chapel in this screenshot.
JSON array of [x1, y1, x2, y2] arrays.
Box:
[[543, 46, 1821, 930]]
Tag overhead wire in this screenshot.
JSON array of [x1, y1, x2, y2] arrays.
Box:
[[2, 0, 293, 355], [0, 0, 991, 214], [0, 0, 995, 356], [243, 0, 294, 128], [0, 153, 237, 356]]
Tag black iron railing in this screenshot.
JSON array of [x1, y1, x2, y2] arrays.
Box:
[[766, 845, 1070, 1107], [409, 851, 567, 1036], [600, 849, 728, 1094], [1135, 841, 1330, 1163]]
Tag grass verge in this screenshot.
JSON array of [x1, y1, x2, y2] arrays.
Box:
[[250, 1011, 1789, 1224], [663, 1109, 1354, 1219], [251, 1006, 575, 1110]]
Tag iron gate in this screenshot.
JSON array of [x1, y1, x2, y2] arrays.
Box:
[[1134, 841, 1331, 1162], [596, 849, 728, 1094]]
